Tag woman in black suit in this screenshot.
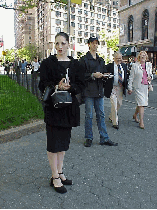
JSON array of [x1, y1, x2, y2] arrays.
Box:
[[39, 32, 85, 194]]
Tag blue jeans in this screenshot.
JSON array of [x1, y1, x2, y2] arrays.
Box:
[[85, 97, 109, 142]]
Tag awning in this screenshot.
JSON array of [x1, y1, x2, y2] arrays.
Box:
[[120, 46, 133, 56]]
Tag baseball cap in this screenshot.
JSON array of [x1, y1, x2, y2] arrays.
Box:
[[88, 37, 100, 44]]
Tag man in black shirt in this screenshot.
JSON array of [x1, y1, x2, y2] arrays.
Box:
[[80, 37, 118, 147]]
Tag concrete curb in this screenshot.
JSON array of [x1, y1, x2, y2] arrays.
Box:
[[0, 120, 45, 144]]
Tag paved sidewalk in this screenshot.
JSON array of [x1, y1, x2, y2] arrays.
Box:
[[0, 98, 157, 208]]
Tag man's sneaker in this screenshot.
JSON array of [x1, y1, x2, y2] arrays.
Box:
[[84, 139, 92, 147]]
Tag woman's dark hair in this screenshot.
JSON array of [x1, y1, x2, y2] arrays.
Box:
[[55, 32, 69, 43]]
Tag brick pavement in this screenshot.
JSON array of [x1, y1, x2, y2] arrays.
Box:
[[0, 97, 157, 208]]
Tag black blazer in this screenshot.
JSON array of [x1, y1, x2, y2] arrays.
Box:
[[79, 52, 107, 98], [38, 55, 85, 128], [105, 62, 128, 98]]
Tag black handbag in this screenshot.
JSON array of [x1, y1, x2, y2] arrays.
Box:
[[41, 86, 54, 102], [51, 89, 72, 108]]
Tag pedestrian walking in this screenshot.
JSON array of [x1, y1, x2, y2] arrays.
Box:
[[106, 52, 128, 129], [38, 32, 85, 194], [21, 60, 26, 77], [79, 36, 118, 147], [128, 51, 153, 129], [32, 57, 40, 79]]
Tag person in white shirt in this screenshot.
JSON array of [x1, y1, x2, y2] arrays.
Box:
[[32, 57, 40, 72], [32, 57, 40, 79], [106, 52, 128, 129]]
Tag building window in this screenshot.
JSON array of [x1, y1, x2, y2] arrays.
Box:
[[102, 15, 106, 20], [113, 24, 116, 29], [71, 14, 75, 20], [96, 27, 100, 32], [91, 12, 94, 18], [113, 11, 116, 17], [96, 20, 100, 25], [71, 22, 75, 27], [56, 11, 61, 17], [113, 18, 116, 23], [77, 38, 82, 43], [84, 3, 88, 9], [90, 19, 94, 24], [78, 23, 82, 29], [107, 23, 111, 28], [90, 5, 94, 11], [97, 14, 101, 19], [78, 9, 82, 15], [128, 15, 133, 42], [142, 9, 149, 40], [63, 13, 67, 19], [56, 27, 61, 33], [84, 10, 88, 16], [84, 18, 88, 23], [56, 19, 61, 25], [85, 25, 88, 30], [102, 8, 106, 13], [90, 26, 95, 32], [63, 21, 67, 26], [78, 16, 82, 22], [78, 31, 82, 36], [90, 33, 95, 37], [85, 39, 88, 44], [71, 7, 75, 13], [97, 7, 101, 12], [84, 32, 88, 37]]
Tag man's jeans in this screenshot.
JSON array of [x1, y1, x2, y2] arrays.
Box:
[[85, 97, 109, 143]]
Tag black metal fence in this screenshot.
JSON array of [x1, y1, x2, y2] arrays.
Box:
[[8, 69, 42, 102]]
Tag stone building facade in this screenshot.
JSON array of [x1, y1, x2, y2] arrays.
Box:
[[118, 0, 157, 68]]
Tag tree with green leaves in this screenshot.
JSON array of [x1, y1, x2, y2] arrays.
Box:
[[16, 44, 39, 62], [100, 29, 119, 52]]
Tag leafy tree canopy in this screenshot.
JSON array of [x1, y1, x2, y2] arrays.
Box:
[[100, 29, 119, 52]]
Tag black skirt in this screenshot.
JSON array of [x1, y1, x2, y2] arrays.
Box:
[[46, 124, 72, 153]]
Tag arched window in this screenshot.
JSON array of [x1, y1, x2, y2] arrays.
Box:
[[142, 9, 149, 40], [128, 15, 133, 42]]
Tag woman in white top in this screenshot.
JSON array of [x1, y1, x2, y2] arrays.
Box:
[[128, 51, 152, 129]]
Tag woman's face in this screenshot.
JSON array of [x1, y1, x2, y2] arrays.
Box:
[[139, 52, 147, 63], [55, 35, 69, 56]]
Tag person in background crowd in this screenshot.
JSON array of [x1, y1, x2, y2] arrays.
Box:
[[128, 51, 153, 129], [32, 57, 40, 79], [21, 60, 26, 77], [38, 32, 85, 194], [80, 37, 118, 147], [106, 52, 128, 130]]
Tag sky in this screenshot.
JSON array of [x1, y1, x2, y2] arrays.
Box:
[[0, 1, 15, 50]]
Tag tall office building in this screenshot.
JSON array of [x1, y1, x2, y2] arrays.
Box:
[[14, 0, 36, 49], [14, 0, 119, 61]]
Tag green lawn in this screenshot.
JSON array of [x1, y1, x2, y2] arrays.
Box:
[[0, 75, 44, 131]]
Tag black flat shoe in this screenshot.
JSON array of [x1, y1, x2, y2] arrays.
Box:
[[50, 177, 67, 194], [104, 139, 118, 146], [59, 173, 72, 185], [112, 125, 119, 130], [84, 139, 92, 147]]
